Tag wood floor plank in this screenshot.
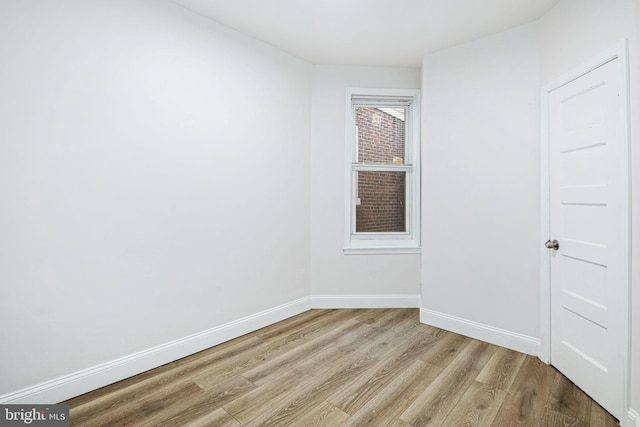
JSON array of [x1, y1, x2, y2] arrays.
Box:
[[491, 355, 558, 426], [248, 308, 361, 354], [243, 352, 380, 426], [73, 380, 204, 427], [150, 375, 256, 427], [277, 321, 373, 378], [183, 408, 240, 427], [475, 345, 527, 391], [354, 308, 394, 324], [417, 328, 472, 369], [356, 309, 424, 360], [222, 370, 313, 423], [253, 308, 335, 341], [287, 401, 350, 427], [440, 380, 507, 427], [328, 329, 438, 414], [399, 339, 497, 426], [343, 360, 443, 426], [193, 315, 363, 388], [548, 372, 593, 423], [542, 408, 589, 427], [352, 309, 418, 348], [64, 361, 180, 410], [239, 318, 363, 386], [68, 334, 267, 424], [228, 330, 379, 425], [64, 309, 618, 426], [172, 334, 267, 369], [590, 402, 620, 427]]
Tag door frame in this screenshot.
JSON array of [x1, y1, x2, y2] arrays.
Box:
[[540, 40, 631, 421]]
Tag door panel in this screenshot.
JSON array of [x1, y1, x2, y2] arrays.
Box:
[[561, 205, 607, 243], [548, 57, 624, 418], [560, 257, 607, 310], [561, 145, 606, 186]]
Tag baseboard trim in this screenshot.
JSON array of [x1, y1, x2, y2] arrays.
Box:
[[420, 308, 540, 356], [0, 296, 312, 405], [311, 294, 421, 309], [627, 408, 640, 427]]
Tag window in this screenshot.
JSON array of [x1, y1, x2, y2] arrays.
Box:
[[344, 88, 421, 254]]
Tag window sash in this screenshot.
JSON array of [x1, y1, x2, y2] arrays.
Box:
[[351, 169, 413, 239], [351, 99, 413, 166]]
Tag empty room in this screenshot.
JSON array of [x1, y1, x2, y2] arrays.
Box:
[[1, 0, 639, 426]]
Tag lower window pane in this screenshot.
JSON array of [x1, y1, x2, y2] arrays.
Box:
[[356, 171, 406, 233]]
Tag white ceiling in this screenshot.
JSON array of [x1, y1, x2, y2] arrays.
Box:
[[171, 0, 559, 67]]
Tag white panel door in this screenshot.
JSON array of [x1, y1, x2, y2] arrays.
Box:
[[548, 57, 626, 418]]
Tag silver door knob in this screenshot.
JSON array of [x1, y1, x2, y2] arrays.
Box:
[[545, 239, 559, 250]]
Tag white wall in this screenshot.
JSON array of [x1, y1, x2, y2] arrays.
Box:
[[539, 0, 636, 82], [421, 22, 541, 338], [0, 0, 311, 397], [540, 0, 640, 420], [310, 66, 421, 299]]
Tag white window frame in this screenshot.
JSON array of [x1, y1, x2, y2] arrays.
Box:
[[344, 87, 421, 254]]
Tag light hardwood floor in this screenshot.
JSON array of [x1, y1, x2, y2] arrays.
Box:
[[65, 309, 619, 426]]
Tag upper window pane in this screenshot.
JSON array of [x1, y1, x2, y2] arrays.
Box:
[[355, 107, 406, 165]]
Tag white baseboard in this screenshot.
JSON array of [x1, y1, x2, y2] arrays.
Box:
[[311, 294, 421, 309], [420, 308, 540, 356], [627, 409, 640, 427], [0, 296, 312, 405]]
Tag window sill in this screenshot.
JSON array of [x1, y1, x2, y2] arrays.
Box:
[[343, 247, 422, 255]]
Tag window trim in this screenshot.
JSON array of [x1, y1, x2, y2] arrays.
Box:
[[343, 87, 421, 255]]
